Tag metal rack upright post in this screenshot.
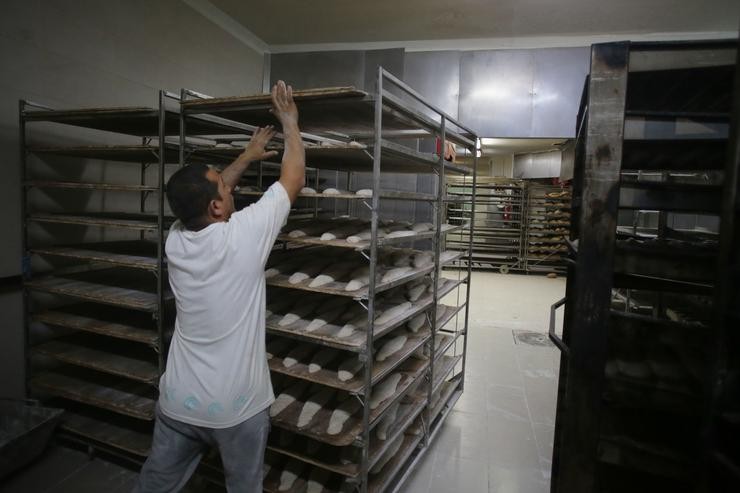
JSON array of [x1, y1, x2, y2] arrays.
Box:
[[178, 69, 478, 493]]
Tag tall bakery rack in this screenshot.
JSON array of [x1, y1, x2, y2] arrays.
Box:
[[177, 69, 477, 492]]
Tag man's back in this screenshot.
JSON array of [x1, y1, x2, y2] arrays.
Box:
[[159, 181, 291, 428]]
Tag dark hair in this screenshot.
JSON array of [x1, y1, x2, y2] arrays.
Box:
[[166, 164, 220, 229]]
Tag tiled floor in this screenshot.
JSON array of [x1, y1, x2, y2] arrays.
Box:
[[402, 270, 565, 493], [1, 271, 565, 493]]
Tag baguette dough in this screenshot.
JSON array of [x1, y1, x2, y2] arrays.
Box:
[[406, 283, 427, 302], [309, 262, 356, 288], [283, 345, 315, 368], [300, 186, 317, 194], [375, 401, 400, 441], [322, 188, 342, 195], [355, 189, 372, 197], [412, 251, 434, 269], [271, 381, 308, 417], [370, 373, 402, 409], [345, 266, 370, 292], [376, 335, 408, 362], [385, 230, 415, 239], [337, 313, 367, 338], [308, 348, 338, 373], [297, 388, 334, 428], [278, 461, 305, 491], [411, 222, 433, 233], [375, 302, 412, 326], [338, 356, 364, 382], [407, 312, 426, 332], [381, 266, 412, 284], [327, 397, 360, 435]]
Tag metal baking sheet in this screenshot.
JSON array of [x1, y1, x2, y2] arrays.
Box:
[[236, 189, 439, 202], [277, 224, 463, 250], [28, 212, 173, 231], [34, 334, 158, 384], [198, 140, 469, 175], [268, 328, 430, 393], [26, 180, 159, 192], [24, 107, 236, 136], [266, 264, 434, 300], [31, 241, 159, 271], [31, 367, 156, 420], [265, 391, 427, 478], [432, 355, 463, 396], [367, 430, 424, 493], [60, 409, 152, 457], [32, 304, 160, 347], [270, 359, 428, 447], [25, 268, 173, 312], [29, 144, 177, 164]]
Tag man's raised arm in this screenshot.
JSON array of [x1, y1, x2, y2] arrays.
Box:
[[220, 126, 278, 192], [272, 81, 305, 203]]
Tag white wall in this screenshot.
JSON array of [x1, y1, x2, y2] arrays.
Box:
[[0, 0, 264, 398]]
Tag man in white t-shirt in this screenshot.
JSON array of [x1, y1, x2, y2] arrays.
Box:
[[135, 81, 305, 492]]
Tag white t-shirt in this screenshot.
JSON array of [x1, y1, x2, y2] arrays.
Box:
[[159, 181, 291, 428]]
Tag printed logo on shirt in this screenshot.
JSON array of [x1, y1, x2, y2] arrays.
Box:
[[183, 396, 200, 411], [207, 402, 224, 416], [233, 395, 248, 411], [164, 387, 176, 401]]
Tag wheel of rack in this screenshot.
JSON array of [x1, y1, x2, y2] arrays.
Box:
[[550, 40, 739, 493], [446, 177, 526, 272], [179, 72, 477, 493], [524, 184, 571, 275]]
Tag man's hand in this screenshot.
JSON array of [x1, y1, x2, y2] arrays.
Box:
[[241, 126, 278, 163], [270, 80, 298, 127]]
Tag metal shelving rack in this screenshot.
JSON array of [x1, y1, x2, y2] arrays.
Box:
[[549, 40, 738, 493], [19, 92, 183, 460], [446, 177, 525, 273], [178, 72, 477, 492], [523, 183, 571, 274]]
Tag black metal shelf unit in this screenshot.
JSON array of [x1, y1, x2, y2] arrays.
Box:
[[550, 39, 738, 493], [19, 92, 183, 461]]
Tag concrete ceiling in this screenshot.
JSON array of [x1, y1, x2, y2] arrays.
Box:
[[210, 0, 739, 47]]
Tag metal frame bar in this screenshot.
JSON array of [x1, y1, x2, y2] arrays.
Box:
[[551, 42, 630, 493], [19, 100, 30, 398]]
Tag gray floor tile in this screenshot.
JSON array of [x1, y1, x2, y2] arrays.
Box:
[[52, 458, 136, 493], [488, 464, 549, 493], [487, 416, 541, 470], [429, 455, 488, 493], [486, 385, 529, 422], [399, 447, 435, 493]]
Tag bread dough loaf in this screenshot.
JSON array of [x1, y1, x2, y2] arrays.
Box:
[[289, 261, 328, 285], [385, 230, 415, 239], [406, 283, 427, 302], [375, 302, 412, 326], [412, 251, 434, 269], [411, 222, 433, 233], [338, 356, 364, 382], [308, 348, 338, 373], [300, 186, 317, 194], [337, 313, 367, 338], [375, 401, 400, 441], [327, 397, 360, 435], [381, 266, 412, 284], [370, 373, 402, 409], [322, 188, 342, 195], [309, 262, 356, 288], [278, 301, 317, 326], [297, 388, 334, 428], [271, 380, 308, 417], [344, 266, 370, 292], [283, 345, 315, 368], [320, 224, 362, 241], [278, 460, 305, 491], [407, 312, 426, 332], [355, 189, 372, 197], [376, 335, 408, 362]]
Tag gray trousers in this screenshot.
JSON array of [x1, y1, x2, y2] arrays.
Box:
[[134, 404, 270, 493]]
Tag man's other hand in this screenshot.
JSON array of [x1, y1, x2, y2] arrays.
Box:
[[241, 126, 278, 162], [270, 80, 298, 126]]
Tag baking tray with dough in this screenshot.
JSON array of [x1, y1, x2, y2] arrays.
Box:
[[431, 355, 464, 396], [265, 247, 437, 299], [269, 360, 428, 447], [265, 279, 458, 352], [267, 326, 430, 394], [265, 390, 427, 478]]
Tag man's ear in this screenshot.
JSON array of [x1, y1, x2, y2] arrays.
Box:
[[208, 198, 224, 219]]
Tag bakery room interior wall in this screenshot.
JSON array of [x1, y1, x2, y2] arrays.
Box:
[[0, 0, 266, 399]]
